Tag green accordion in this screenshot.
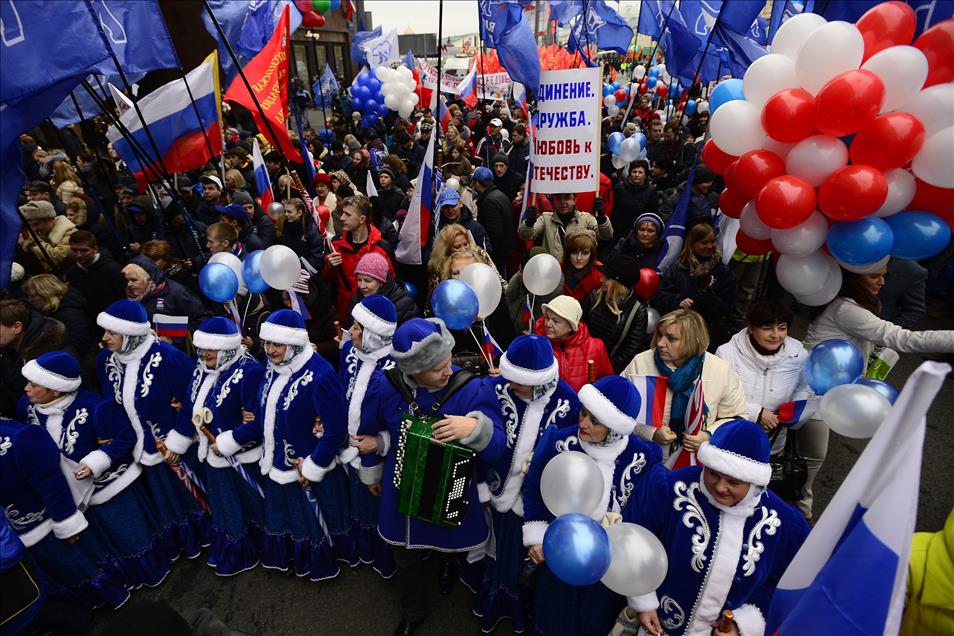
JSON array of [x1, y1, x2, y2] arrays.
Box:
[[393, 412, 477, 529]]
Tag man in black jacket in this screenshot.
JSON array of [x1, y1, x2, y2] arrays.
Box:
[[472, 167, 514, 276], [612, 160, 658, 240], [0, 299, 65, 417], [492, 153, 524, 203], [66, 230, 127, 329], [394, 131, 425, 176]]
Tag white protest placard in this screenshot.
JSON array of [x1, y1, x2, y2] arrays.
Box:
[[532, 67, 602, 194]]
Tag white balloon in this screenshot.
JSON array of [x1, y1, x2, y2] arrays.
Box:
[[646, 307, 660, 334], [603, 95, 617, 107], [795, 21, 864, 95], [861, 46, 929, 113], [403, 75, 417, 90], [696, 100, 709, 114], [776, 251, 837, 296], [904, 83, 954, 136], [540, 452, 604, 517], [398, 101, 415, 119], [601, 523, 669, 597], [633, 65, 647, 80], [384, 93, 401, 110], [606, 104, 620, 116], [743, 54, 799, 108], [209, 251, 247, 295], [820, 384, 892, 439], [408, 92, 419, 106], [740, 200, 773, 240], [445, 177, 460, 192], [709, 100, 767, 156], [374, 66, 392, 81], [524, 253, 562, 296], [785, 135, 849, 187], [461, 263, 502, 319], [837, 254, 890, 274], [397, 65, 412, 79], [875, 169, 917, 218], [912, 126, 954, 188], [771, 210, 828, 256], [260, 245, 302, 291], [391, 82, 411, 98], [794, 258, 842, 306], [770, 12, 827, 60], [761, 137, 796, 161], [619, 137, 641, 162], [611, 154, 628, 170]]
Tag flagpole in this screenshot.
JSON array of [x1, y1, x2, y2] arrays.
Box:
[[433, 0, 444, 187], [202, 0, 293, 166]]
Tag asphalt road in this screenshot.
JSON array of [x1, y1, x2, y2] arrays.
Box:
[[91, 317, 954, 636]]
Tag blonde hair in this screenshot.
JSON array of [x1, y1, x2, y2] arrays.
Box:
[[23, 274, 68, 313], [225, 168, 246, 190], [121, 263, 151, 288], [592, 278, 632, 318], [52, 161, 82, 187], [651, 309, 710, 358], [428, 224, 473, 280], [207, 221, 239, 244], [66, 199, 88, 225], [443, 249, 477, 281]]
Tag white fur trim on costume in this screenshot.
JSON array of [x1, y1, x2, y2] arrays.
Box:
[[52, 509, 88, 540], [259, 321, 309, 346], [352, 303, 396, 337], [207, 445, 262, 469], [90, 463, 142, 505], [477, 481, 491, 503], [376, 431, 391, 456], [498, 356, 557, 386], [300, 455, 334, 483], [627, 592, 660, 612], [193, 330, 242, 351], [78, 449, 112, 478], [22, 359, 80, 393], [18, 519, 53, 547], [685, 505, 748, 634], [97, 311, 150, 336], [358, 461, 384, 485], [732, 603, 766, 636], [522, 520, 548, 547], [163, 429, 195, 455], [268, 466, 300, 484], [391, 322, 455, 375], [215, 430, 242, 456], [578, 384, 639, 435], [697, 441, 772, 486]]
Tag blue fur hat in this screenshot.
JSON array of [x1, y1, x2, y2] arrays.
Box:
[[22, 351, 81, 393], [499, 335, 557, 386], [352, 294, 397, 337], [697, 419, 772, 486], [578, 375, 642, 435], [392, 318, 455, 375], [260, 309, 309, 346], [194, 316, 241, 350], [97, 300, 150, 336]]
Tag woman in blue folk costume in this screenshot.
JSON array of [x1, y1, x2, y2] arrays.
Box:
[[96, 300, 209, 560], [338, 295, 398, 578], [163, 317, 266, 576], [618, 419, 810, 636], [357, 318, 506, 636], [0, 417, 128, 609], [523, 376, 663, 636], [213, 309, 350, 580], [17, 352, 171, 590], [474, 334, 580, 633]]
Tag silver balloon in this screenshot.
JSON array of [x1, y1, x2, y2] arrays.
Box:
[[646, 307, 660, 334], [267, 202, 285, 219], [524, 253, 562, 296], [540, 452, 604, 518], [260, 245, 302, 291], [460, 262, 502, 319], [820, 384, 892, 439], [601, 523, 669, 597]]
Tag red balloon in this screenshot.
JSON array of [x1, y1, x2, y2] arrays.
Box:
[[656, 83, 669, 98], [815, 70, 885, 137], [701, 139, 738, 175], [734, 150, 787, 199], [719, 188, 748, 219], [819, 165, 889, 221], [914, 19, 954, 87], [856, 1, 917, 61], [302, 11, 325, 27], [316, 204, 331, 228], [295, 0, 314, 11], [735, 231, 774, 256], [756, 175, 817, 229], [849, 113, 926, 172], [722, 161, 742, 192], [614, 88, 628, 103], [909, 178, 954, 225], [634, 268, 660, 299], [761, 88, 816, 143]]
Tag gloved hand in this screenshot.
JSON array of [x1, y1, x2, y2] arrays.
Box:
[[594, 197, 606, 223], [524, 205, 537, 226]]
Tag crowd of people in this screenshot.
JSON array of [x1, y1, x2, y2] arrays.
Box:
[[3, 63, 954, 636]]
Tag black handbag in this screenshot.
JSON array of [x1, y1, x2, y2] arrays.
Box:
[[768, 427, 808, 504], [452, 351, 490, 376]]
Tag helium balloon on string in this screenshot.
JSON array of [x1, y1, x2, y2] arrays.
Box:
[[199, 263, 239, 303], [260, 245, 302, 291], [540, 451, 604, 517], [709, 78, 745, 114], [855, 377, 900, 404], [460, 263, 502, 320], [885, 211, 951, 259], [607, 132, 624, 155], [543, 514, 611, 586], [431, 280, 479, 330], [804, 339, 865, 395], [826, 217, 894, 265], [524, 254, 562, 296], [820, 384, 892, 438], [242, 250, 270, 294], [601, 523, 668, 597]]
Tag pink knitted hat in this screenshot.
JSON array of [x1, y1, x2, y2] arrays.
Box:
[[354, 252, 390, 284]]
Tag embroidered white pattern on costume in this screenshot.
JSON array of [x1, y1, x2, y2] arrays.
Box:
[[62, 408, 88, 455], [660, 596, 686, 631], [94, 464, 128, 485], [614, 452, 647, 511], [283, 440, 297, 467], [26, 405, 40, 427], [345, 349, 359, 399], [0, 436, 11, 456], [5, 505, 45, 530], [106, 356, 124, 403], [140, 352, 162, 398], [742, 506, 781, 577], [216, 368, 244, 407], [190, 369, 203, 403], [555, 434, 579, 453], [543, 398, 572, 430], [495, 383, 519, 446], [260, 371, 276, 408], [283, 370, 314, 410], [673, 480, 711, 573]]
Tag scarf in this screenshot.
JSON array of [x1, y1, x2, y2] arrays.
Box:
[[654, 349, 705, 435]]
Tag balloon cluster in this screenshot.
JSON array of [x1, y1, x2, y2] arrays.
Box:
[[375, 65, 420, 120], [431, 262, 502, 330], [294, 0, 340, 28], [539, 452, 668, 592], [349, 69, 386, 128], [606, 130, 647, 170], [201, 245, 302, 307], [601, 80, 631, 116], [707, 5, 953, 306]]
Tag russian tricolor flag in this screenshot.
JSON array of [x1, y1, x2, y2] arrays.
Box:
[[438, 95, 452, 132], [769, 362, 949, 635], [456, 68, 478, 109], [512, 81, 529, 121], [153, 314, 189, 339], [777, 398, 819, 428], [252, 138, 275, 216], [395, 132, 435, 265], [480, 323, 503, 362], [629, 375, 668, 428], [107, 51, 222, 184]]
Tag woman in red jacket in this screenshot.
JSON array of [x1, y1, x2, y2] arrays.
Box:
[[533, 295, 613, 392], [562, 229, 603, 303]]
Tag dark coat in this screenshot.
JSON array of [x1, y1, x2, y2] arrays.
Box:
[[277, 215, 325, 274], [582, 291, 648, 373], [610, 235, 663, 272], [612, 180, 659, 239], [251, 209, 276, 248], [508, 140, 531, 176], [0, 312, 65, 418], [66, 250, 127, 324], [476, 184, 515, 272], [655, 259, 737, 348], [47, 287, 93, 358], [493, 167, 524, 203], [345, 277, 419, 328]]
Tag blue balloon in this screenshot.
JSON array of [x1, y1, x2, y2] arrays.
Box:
[[855, 378, 900, 404], [826, 217, 894, 265], [365, 112, 379, 126], [611, 81, 620, 89], [710, 78, 745, 114], [242, 250, 270, 293], [647, 77, 658, 89], [403, 280, 419, 300], [686, 99, 697, 115], [351, 97, 364, 112], [329, 0, 341, 9], [607, 131, 625, 155], [885, 211, 952, 260], [367, 77, 382, 93], [648, 66, 659, 77], [375, 101, 389, 117], [632, 132, 647, 152], [431, 280, 478, 330], [543, 513, 611, 586], [199, 263, 239, 303], [603, 84, 614, 97], [804, 338, 865, 395]]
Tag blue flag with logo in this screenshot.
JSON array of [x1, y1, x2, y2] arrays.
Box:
[[88, 0, 180, 75], [478, 0, 540, 95], [548, 0, 583, 26], [237, 0, 303, 59], [637, 0, 675, 39], [717, 0, 766, 34], [313, 64, 339, 104], [478, 0, 524, 48], [569, 0, 635, 56], [749, 16, 769, 44], [716, 23, 767, 77], [403, 49, 416, 70], [351, 26, 383, 65]]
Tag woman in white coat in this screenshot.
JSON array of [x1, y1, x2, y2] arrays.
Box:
[[798, 266, 954, 520]]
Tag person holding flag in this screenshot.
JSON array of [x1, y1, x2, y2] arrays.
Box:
[[622, 309, 747, 462]]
